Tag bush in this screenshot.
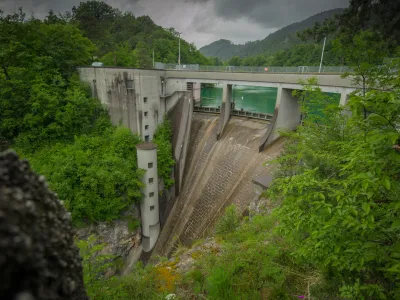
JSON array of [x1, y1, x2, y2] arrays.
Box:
[[182, 214, 310, 299], [215, 205, 240, 235], [128, 218, 140, 232], [153, 117, 175, 189], [77, 236, 165, 300], [23, 127, 144, 225], [268, 73, 400, 298]]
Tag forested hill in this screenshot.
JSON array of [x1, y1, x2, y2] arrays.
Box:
[[200, 8, 344, 60], [48, 1, 209, 67]]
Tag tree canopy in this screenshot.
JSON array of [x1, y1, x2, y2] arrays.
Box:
[[0, 5, 176, 226], [65, 1, 210, 67]]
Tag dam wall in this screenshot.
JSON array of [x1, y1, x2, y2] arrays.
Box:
[[152, 114, 285, 258]]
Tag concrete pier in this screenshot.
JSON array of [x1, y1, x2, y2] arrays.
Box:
[[259, 87, 301, 151], [217, 84, 232, 140]]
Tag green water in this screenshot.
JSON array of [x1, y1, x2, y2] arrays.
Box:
[[201, 85, 278, 114]]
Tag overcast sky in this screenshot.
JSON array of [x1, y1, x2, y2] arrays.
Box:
[[0, 0, 350, 47]]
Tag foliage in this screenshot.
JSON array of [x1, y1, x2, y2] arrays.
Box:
[[68, 1, 210, 66], [268, 56, 400, 298], [100, 42, 137, 67], [179, 212, 316, 299], [334, 30, 388, 93], [1, 7, 176, 227], [128, 218, 140, 233], [0, 11, 96, 148], [299, 0, 400, 51], [23, 127, 144, 225], [153, 118, 175, 189], [77, 235, 165, 299], [77, 235, 119, 298], [214, 205, 240, 235], [71, 0, 118, 53]]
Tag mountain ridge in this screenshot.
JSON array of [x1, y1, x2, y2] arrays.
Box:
[[199, 8, 345, 60]]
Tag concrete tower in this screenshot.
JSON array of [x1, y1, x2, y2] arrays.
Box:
[[136, 142, 160, 252]]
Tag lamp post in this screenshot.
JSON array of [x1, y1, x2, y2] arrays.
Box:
[[178, 32, 182, 70], [319, 36, 327, 73]]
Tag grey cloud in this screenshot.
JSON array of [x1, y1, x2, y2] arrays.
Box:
[[186, 0, 349, 27], [0, 0, 350, 47]]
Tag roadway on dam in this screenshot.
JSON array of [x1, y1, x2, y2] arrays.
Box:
[[152, 113, 285, 258]]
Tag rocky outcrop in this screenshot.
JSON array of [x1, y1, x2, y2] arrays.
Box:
[[171, 238, 221, 274], [0, 151, 87, 300], [76, 218, 142, 276]]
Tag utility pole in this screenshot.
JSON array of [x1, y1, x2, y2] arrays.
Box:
[[319, 36, 327, 73], [153, 49, 155, 68]]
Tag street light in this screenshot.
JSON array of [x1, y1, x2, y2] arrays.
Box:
[[319, 37, 327, 73], [177, 32, 182, 70]]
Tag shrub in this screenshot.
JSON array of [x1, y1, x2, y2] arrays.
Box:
[[153, 117, 175, 189], [23, 127, 144, 225], [215, 205, 240, 235]]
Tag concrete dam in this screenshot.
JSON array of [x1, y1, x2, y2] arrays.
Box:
[[78, 67, 354, 257], [153, 113, 284, 257]]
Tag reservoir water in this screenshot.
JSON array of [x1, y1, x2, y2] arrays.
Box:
[[201, 85, 341, 115], [201, 85, 278, 114]]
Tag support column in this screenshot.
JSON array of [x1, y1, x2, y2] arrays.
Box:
[[193, 82, 201, 106], [136, 143, 160, 252], [340, 92, 349, 106], [259, 87, 301, 151], [217, 84, 232, 140]]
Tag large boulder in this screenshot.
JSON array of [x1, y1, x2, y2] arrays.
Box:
[[0, 151, 88, 300]]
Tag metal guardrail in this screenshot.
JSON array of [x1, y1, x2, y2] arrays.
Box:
[[194, 106, 221, 114], [231, 109, 273, 121], [162, 64, 353, 74], [194, 106, 272, 121]]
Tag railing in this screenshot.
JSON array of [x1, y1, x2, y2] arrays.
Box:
[[194, 106, 273, 121], [160, 63, 353, 74], [194, 106, 221, 114], [231, 109, 273, 121]]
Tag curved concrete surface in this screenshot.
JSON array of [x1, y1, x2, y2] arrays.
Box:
[[151, 113, 285, 258]]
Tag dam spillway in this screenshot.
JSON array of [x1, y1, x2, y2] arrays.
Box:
[[152, 113, 285, 257]]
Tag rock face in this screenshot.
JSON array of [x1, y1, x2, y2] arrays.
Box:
[[76, 219, 142, 276], [0, 151, 88, 300], [171, 238, 221, 273]]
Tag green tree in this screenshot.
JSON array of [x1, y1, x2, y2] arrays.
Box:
[[227, 56, 242, 66], [268, 58, 400, 298], [101, 43, 137, 67], [135, 41, 152, 68], [77, 235, 165, 299], [153, 118, 175, 189], [298, 0, 400, 51], [0, 13, 95, 147], [72, 0, 117, 54], [77, 235, 119, 298], [26, 127, 144, 225], [334, 30, 388, 94]]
